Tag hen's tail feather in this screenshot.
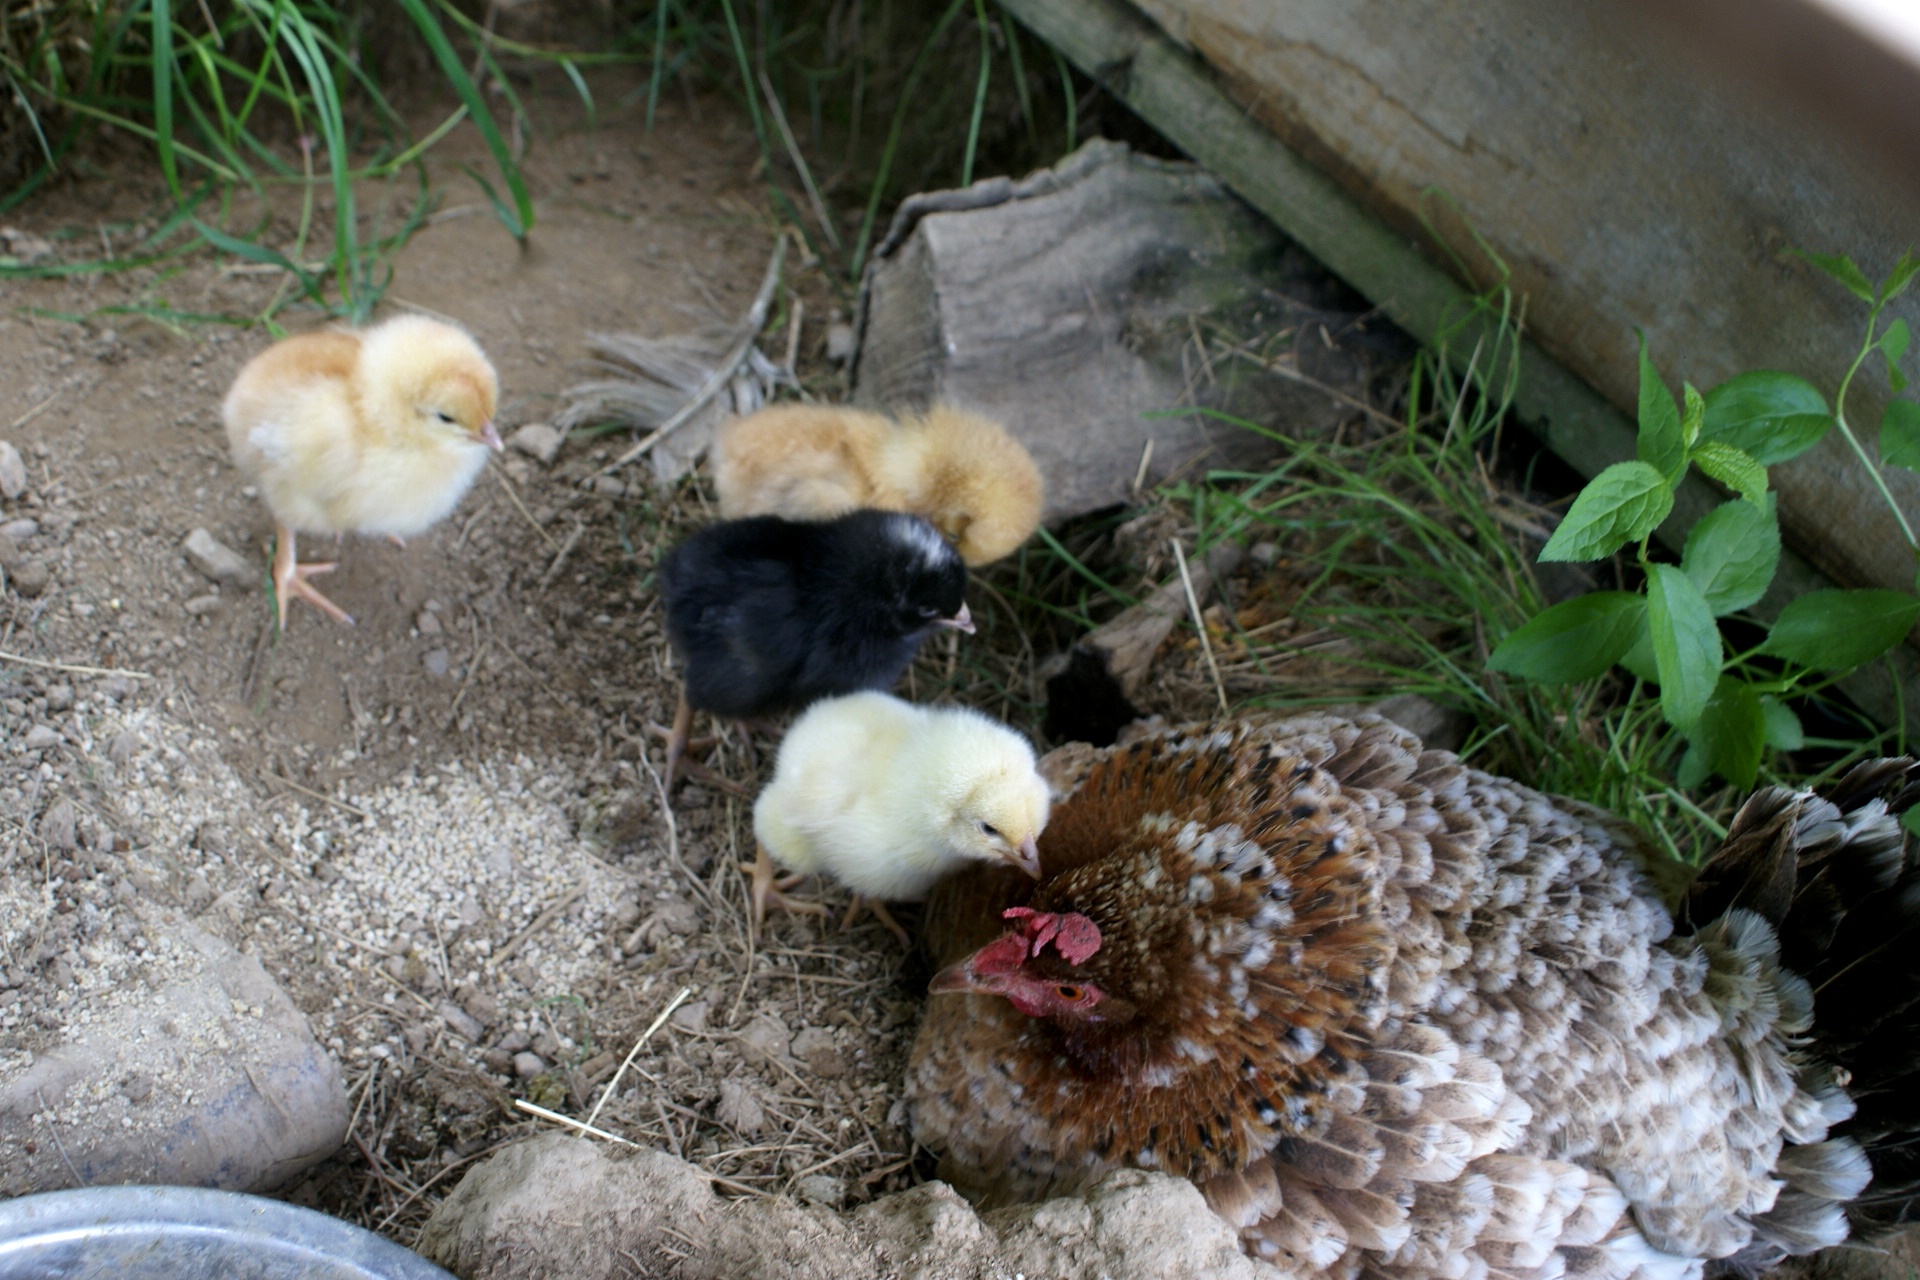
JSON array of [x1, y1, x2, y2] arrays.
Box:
[[1683, 757, 1920, 1236]]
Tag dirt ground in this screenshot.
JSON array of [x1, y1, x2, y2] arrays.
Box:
[[0, 68, 950, 1241]]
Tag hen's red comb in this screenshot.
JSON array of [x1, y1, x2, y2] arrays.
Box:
[[1001, 908, 1102, 965], [970, 932, 1031, 976]]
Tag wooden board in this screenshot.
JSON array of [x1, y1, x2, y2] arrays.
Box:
[[999, 0, 1920, 734]]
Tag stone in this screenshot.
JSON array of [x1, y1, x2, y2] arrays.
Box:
[[0, 441, 26, 499], [38, 799, 75, 850], [790, 1027, 846, 1078], [0, 909, 347, 1196], [437, 1001, 486, 1043], [6, 559, 44, 597], [714, 1080, 766, 1137], [423, 648, 451, 678], [509, 423, 565, 464], [512, 1051, 547, 1079], [853, 139, 1405, 523], [183, 593, 223, 616], [181, 528, 257, 590], [416, 1134, 1282, 1280], [43, 684, 72, 713], [825, 323, 856, 362], [0, 518, 37, 540], [416, 610, 443, 637], [670, 1000, 710, 1034], [22, 725, 59, 751], [736, 1016, 790, 1067]]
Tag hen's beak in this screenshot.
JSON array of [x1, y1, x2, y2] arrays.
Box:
[[1006, 835, 1042, 879], [480, 420, 504, 452], [929, 959, 987, 996], [935, 602, 975, 634]]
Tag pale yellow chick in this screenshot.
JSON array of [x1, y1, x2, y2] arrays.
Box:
[[713, 402, 1043, 566], [223, 314, 501, 628], [750, 691, 1050, 943]]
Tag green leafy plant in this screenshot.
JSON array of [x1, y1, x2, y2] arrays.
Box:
[[1488, 249, 1920, 788]]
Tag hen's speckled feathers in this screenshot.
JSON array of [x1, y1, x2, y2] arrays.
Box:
[[910, 714, 1920, 1280]]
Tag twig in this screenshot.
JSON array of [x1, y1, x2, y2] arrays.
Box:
[[492, 461, 559, 550], [259, 767, 375, 822], [653, 1097, 685, 1160], [35, 1090, 85, 1188], [0, 651, 152, 680], [8, 389, 63, 430], [757, 70, 843, 254], [513, 1098, 639, 1145], [634, 745, 710, 904], [537, 521, 586, 595], [1172, 539, 1229, 716], [585, 985, 694, 1130], [600, 236, 786, 477], [492, 885, 588, 965]]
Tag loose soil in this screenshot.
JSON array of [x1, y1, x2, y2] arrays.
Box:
[[0, 67, 935, 1241]]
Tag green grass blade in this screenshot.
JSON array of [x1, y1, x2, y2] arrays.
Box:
[[397, 0, 533, 239], [151, 0, 181, 199], [647, 0, 671, 132], [961, 0, 991, 186], [851, 0, 969, 280], [191, 215, 326, 307]]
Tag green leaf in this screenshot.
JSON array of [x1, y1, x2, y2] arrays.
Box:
[[1677, 744, 1710, 790], [1646, 565, 1722, 730], [1800, 249, 1876, 302], [1759, 696, 1805, 751], [1539, 462, 1675, 563], [1681, 382, 1705, 451], [1695, 676, 1765, 788], [1486, 593, 1646, 683], [1885, 248, 1920, 304], [1702, 371, 1832, 465], [1690, 440, 1768, 506], [1760, 589, 1920, 669], [1619, 624, 1659, 683], [1681, 496, 1780, 615], [1882, 400, 1920, 472], [395, 0, 534, 240], [1636, 333, 1685, 477], [1883, 318, 1911, 367]]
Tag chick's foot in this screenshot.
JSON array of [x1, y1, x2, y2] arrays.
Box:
[[272, 528, 354, 629], [747, 843, 826, 938], [841, 895, 910, 947]]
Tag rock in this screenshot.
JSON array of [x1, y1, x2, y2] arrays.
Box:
[[7, 559, 46, 597], [437, 1001, 486, 1043], [0, 908, 348, 1196], [38, 799, 75, 850], [854, 139, 1407, 522], [461, 990, 500, 1028], [423, 648, 451, 678], [43, 684, 72, 713], [796, 1175, 846, 1209], [509, 423, 565, 464], [790, 1027, 846, 1078], [0, 518, 37, 540], [591, 476, 627, 498], [736, 1016, 790, 1067], [417, 1134, 1281, 1280], [714, 1080, 766, 1137], [183, 593, 222, 616], [512, 1051, 547, 1079], [670, 1001, 710, 1034], [22, 725, 60, 751], [0, 441, 26, 499], [825, 322, 856, 362], [416, 610, 443, 637], [181, 528, 256, 590], [108, 730, 139, 766]]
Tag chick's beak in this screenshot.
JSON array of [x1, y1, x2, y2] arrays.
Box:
[[1008, 835, 1042, 879], [935, 602, 975, 634], [479, 420, 503, 452]]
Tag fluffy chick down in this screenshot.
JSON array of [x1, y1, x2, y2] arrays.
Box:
[[713, 402, 1043, 566], [224, 313, 500, 540], [753, 692, 1049, 903]]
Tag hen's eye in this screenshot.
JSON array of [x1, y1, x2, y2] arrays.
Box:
[[1055, 985, 1084, 1001], [978, 821, 1001, 839]]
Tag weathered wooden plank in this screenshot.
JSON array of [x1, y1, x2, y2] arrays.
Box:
[[999, 0, 1920, 734]]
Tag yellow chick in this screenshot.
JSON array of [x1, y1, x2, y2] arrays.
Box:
[[713, 402, 1043, 566], [749, 691, 1050, 943], [223, 314, 501, 628]]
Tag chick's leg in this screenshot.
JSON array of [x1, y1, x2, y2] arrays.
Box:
[[746, 842, 825, 938], [272, 526, 354, 629], [841, 895, 910, 948], [662, 689, 693, 791]]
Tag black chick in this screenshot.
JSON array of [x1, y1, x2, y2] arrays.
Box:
[[657, 509, 974, 787]]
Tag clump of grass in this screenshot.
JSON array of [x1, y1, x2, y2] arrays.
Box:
[[1, 0, 614, 326]]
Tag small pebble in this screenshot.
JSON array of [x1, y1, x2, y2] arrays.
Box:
[[423, 648, 451, 678], [44, 684, 72, 713], [183, 594, 223, 617], [0, 518, 39, 540], [512, 1051, 547, 1079], [437, 1001, 485, 1042], [0, 442, 26, 499], [826, 322, 856, 361], [23, 725, 60, 751], [508, 423, 564, 464], [416, 611, 443, 637]]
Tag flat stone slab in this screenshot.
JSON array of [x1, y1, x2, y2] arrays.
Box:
[[0, 906, 347, 1195]]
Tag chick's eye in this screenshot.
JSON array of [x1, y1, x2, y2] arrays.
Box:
[[432, 410, 457, 425], [978, 821, 1001, 839], [1055, 985, 1084, 1001]]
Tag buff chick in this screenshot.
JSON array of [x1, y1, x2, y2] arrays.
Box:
[[749, 691, 1048, 943], [713, 402, 1043, 566], [223, 314, 501, 628]]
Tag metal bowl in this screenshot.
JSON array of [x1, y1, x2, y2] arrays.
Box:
[[0, 1185, 454, 1280]]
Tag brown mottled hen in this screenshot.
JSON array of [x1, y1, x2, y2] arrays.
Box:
[[908, 713, 1920, 1280]]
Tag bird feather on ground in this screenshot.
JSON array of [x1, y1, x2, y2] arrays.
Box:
[[908, 712, 1920, 1280]]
